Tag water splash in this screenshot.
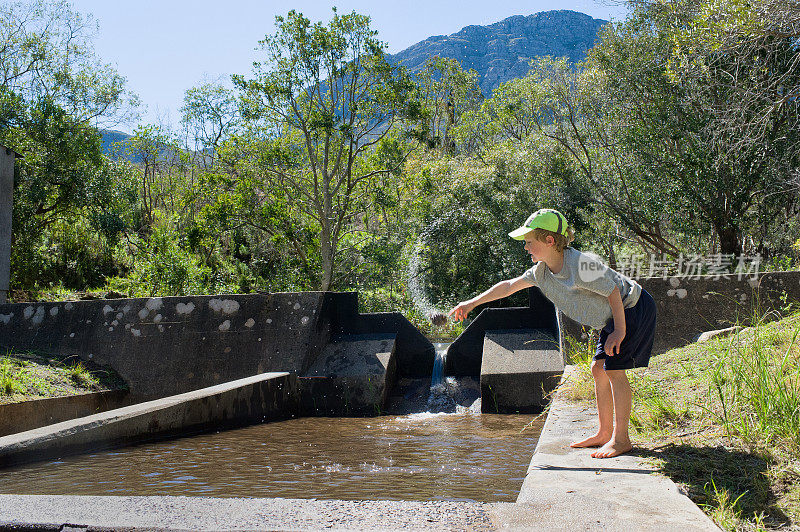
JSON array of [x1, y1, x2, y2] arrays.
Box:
[[425, 342, 481, 414], [406, 232, 436, 316]]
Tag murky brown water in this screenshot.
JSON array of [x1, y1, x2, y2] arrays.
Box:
[[0, 413, 543, 502]]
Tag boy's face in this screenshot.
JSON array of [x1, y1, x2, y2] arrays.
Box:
[[523, 232, 553, 262]]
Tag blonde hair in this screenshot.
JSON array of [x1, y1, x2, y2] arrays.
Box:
[[531, 227, 575, 252]]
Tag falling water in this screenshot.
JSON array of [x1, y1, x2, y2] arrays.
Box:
[[404, 226, 480, 414], [424, 342, 481, 414], [430, 343, 447, 388]]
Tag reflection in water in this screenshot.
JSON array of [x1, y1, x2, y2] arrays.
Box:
[[0, 414, 543, 502]]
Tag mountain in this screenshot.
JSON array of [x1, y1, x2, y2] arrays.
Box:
[[100, 129, 136, 160], [391, 10, 606, 95]]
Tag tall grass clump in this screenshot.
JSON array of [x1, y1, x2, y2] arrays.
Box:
[[708, 314, 800, 451], [560, 329, 598, 402], [65, 361, 99, 388], [0, 357, 27, 395]]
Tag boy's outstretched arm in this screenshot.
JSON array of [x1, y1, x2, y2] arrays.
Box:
[[449, 275, 534, 321]]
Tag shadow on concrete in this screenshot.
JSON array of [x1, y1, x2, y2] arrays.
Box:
[[635, 444, 791, 528], [535, 465, 655, 475]]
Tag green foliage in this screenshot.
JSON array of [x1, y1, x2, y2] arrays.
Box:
[[109, 223, 226, 297], [1, 94, 136, 290], [232, 8, 416, 290], [3, 0, 799, 319], [410, 141, 592, 308], [0, 0, 137, 123]]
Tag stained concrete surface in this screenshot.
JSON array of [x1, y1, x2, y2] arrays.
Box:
[[0, 495, 494, 531], [0, 293, 327, 401], [0, 366, 720, 531], [494, 365, 720, 531], [0, 372, 297, 468], [299, 333, 397, 415], [0, 292, 437, 402], [480, 330, 563, 413]]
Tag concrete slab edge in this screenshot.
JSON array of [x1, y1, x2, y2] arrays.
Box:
[[0, 372, 298, 468], [0, 495, 493, 531]]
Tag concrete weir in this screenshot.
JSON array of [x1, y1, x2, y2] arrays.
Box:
[[481, 330, 563, 413], [0, 287, 722, 529], [299, 333, 397, 415]]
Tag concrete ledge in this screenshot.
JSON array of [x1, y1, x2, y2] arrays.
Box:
[[0, 372, 298, 468], [480, 330, 562, 414], [446, 287, 559, 377], [493, 365, 719, 531], [0, 390, 130, 437], [0, 495, 492, 531]]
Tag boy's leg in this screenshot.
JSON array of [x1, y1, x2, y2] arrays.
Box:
[[592, 368, 633, 458], [570, 360, 614, 448]]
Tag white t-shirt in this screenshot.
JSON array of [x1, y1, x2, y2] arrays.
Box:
[[522, 247, 642, 329]]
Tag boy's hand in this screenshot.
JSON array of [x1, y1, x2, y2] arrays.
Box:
[[605, 328, 625, 356], [449, 301, 473, 322]]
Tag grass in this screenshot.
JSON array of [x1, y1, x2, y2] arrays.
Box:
[[0, 351, 122, 404], [563, 312, 800, 531]]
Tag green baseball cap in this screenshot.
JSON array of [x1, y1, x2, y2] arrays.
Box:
[[509, 208, 569, 240]]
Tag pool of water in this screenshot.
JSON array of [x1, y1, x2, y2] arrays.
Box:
[[0, 412, 543, 502]]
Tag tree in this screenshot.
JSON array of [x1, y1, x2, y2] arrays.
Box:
[[0, 0, 137, 125], [181, 81, 239, 167], [503, 56, 683, 256], [590, 1, 797, 255], [411, 56, 483, 153], [664, 0, 800, 257], [0, 95, 134, 288], [232, 9, 416, 290]]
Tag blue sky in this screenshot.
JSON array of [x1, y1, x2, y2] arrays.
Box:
[[67, 0, 629, 134]]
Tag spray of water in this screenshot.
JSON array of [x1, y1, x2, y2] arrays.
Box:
[[406, 232, 437, 317], [405, 223, 480, 415]]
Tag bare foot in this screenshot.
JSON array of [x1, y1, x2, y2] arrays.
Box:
[[570, 433, 612, 448], [591, 439, 633, 458]]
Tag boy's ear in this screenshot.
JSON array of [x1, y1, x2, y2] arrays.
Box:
[[546, 235, 556, 246]]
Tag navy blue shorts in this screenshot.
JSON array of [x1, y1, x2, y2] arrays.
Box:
[[595, 289, 657, 370]]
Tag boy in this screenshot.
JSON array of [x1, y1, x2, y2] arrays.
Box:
[[449, 208, 656, 458]]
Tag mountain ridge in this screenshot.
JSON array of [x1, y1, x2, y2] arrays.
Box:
[[390, 10, 606, 95]]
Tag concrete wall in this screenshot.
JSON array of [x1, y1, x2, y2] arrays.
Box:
[[321, 292, 434, 378], [560, 271, 800, 354], [0, 145, 14, 305], [0, 390, 130, 437], [0, 372, 297, 467], [0, 291, 433, 402], [0, 292, 331, 401]]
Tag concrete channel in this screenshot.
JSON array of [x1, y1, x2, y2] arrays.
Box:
[[0, 368, 718, 530], [0, 286, 734, 530]]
